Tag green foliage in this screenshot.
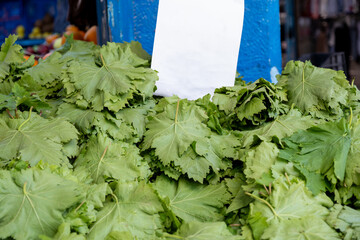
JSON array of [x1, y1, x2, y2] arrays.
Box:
[[0, 168, 81, 239], [1, 36, 360, 239]]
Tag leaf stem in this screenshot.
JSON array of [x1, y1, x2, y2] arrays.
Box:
[[175, 98, 180, 123], [285, 172, 291, 185], [18, 106, 33, 131], [23, 182, 28, 195], [245, 192, 278, 217], [230, 223, 241, 227], [95, 142, 111, 182], [100, 53, 110, 72], [6, 109, 14, 119], [263, 184, 269, 195], [162, 233, 184, 239], [269, 183, 272, 195], [349, 107, 353, 128], [75, 200, 85, 212]]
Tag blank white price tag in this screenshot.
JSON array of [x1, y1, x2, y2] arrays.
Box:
[[151, 0, 245, 100]]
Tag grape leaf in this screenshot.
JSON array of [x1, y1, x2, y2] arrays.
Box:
[[39, 222, 86, 240], [248, 178, 334, 239], [236, 97, 267, 121], [0, 34, 24, 63], [196, 133, 240, 170], [154, 175, 231, 222], [143, 99, 211, 166], [0, 35, 25, 81], [241, 109, 314, 147], [115, 100, 155, 140], [26, 51, 63, 80], [213, 78, 288, 127], [225, 174, 252, 213], [277, 61, 346, 114], [244, 141, 279, 182], [66, 42, 157, 111], [170, 221, 241, 240], [0, 168, 81, 240], [56, 35, 98, 62], [261, 216, 340, 240], [57, 103, 104, 133], [172, 147, 210, 182], [0, 110, 78, 166], [249, 178, 332, 223], [74, 134, 150, 183], [279, 118, 351, 187], [87, 181, 163, 240], [327, 204, 360, 239], [345, 118, 360, 187]]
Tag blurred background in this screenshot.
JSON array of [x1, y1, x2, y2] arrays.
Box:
[[280, 0, 360, 84], [0, 0, 360, 84]]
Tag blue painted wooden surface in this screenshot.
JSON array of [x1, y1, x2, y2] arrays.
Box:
[[107, 0, 281, 82]]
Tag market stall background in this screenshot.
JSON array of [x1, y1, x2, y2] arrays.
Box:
[[0, 0, 282, 83]]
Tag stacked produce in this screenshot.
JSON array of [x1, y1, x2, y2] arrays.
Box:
[[1, 34, 360, 240]]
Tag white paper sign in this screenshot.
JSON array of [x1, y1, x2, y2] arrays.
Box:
[[151, 0, 245, 100]]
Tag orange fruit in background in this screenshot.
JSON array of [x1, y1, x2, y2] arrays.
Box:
[[23, 55, 38, 66], [79, 30, 85, 39], [66, 25, 79, 32], [45, 34, 59, 44], [42, 52, 52, 60], [84, 26, 97, 44]]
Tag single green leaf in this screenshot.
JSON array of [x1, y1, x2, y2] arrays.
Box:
[[345, 117, 360, 187], [279, 118, 351, 183], [236, 97, 266, 121], [225, 174, 252, 213], [23, 52, 64, 84], [155, 175, 231, 222], [143, 99, 211, 166], [327, 204, 360, 240], [249, 178, 332, 223], [175, 147, 211, 182], [241, 109, 314, 147], [39, 222, 86, 240], [75, 134, 150, 183], [0, 168, 81, 240], [115, 100, 155, 139], [57, 103, 104, 133], [0, 92, 16, 110], [105, 231, 134, 240], [0, 35, 24, 63], [248, 212, 268, 240], [87, 181, 163, 240], [195, 132, 241, 172], [277, 61, 338, 113], [261, 216, 340, 240], [0, 111, 78, 166], [67, 42, 157, 111], [0, 61, 10, 80], [169, 221, 241, 240], [293, 164, 327, 195], [244, 141, 279, 182], [56, 35, 98, 62]]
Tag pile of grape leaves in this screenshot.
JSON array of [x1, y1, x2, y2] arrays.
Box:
[[1, 35, 360, 240]]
